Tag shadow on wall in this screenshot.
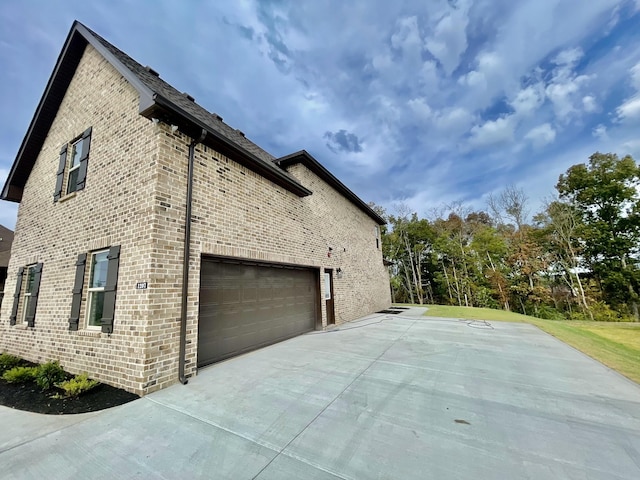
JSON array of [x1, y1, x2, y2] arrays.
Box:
[[0, 224, 15, 307]]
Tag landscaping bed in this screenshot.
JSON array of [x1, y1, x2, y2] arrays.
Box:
[[0, 355, 138, 415]]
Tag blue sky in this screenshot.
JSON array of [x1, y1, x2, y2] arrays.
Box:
[[1, 0, 640, 229]]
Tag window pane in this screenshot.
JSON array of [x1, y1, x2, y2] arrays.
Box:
[[71, 139, 83, 168], [67, 168, 79, 193], [25, 266, 35, 294], [23, 296, 32, 323], [324, 273, 331, 300], [90, 251, 109, 288], [88, 291, 105, 327]]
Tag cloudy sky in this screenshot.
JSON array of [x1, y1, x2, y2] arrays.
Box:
[[1, 0, 640, 229]]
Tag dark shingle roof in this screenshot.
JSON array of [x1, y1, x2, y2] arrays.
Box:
[[1, 21, 310, 201], [82, 25, 278, 165], [1, 21, 384, 224]]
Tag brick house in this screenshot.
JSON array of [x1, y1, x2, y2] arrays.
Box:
[[0, 21, 391, 395], [0, 224, 14, 306]]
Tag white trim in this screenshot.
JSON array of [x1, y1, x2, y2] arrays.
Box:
[[84, 249, 108, 330]]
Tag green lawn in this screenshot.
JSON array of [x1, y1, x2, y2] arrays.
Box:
[[412, 304, 640, 385]]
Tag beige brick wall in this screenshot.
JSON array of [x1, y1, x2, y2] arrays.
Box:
[[1, 42, 391, 395], [151, 133, 391, 384], [0, 44, 159, 394]]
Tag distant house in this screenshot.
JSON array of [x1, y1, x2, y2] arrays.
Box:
[[0, 225, 14, 306], [0, 21, 391, 395]]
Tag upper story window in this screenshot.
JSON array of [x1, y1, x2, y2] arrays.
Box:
[[374, 226, 380, 249], [54, 127, 92, 201], [66, 137, 84, 194]]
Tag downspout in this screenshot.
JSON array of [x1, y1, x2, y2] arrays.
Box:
[[179, 128, 207, 385]]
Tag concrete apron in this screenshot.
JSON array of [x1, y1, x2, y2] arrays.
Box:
[[1, 307, 639, 479]]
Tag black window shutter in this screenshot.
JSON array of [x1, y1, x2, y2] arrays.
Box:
[[100, 245, 121, 334], [25, 263, 43, 327], [54, 145, 68, 202], [76, 127, 92, 191], [69, 254, 87, 331], [9, 267, 24, 326]]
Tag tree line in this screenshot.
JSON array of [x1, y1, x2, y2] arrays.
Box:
[[374, 152, 640, 322]]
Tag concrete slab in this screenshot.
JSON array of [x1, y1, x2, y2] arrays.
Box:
[[1, 308, 639, 479]]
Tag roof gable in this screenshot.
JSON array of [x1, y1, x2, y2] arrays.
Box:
[[1, 21, 381, 223], [1, 21, 310, 201]]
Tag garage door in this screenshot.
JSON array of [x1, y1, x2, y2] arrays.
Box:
[[198, 258, 318, 367]]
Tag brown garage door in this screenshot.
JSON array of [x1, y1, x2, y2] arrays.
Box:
[[198, 258, 318, 367]]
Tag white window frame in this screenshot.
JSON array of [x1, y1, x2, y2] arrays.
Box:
[[21, 265, 36, 324], [324, 272, 331, 300], [85, 249, 108, 330], [66, 137, 83, 194]]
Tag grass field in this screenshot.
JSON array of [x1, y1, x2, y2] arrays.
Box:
[[410, 304, 640, 385]]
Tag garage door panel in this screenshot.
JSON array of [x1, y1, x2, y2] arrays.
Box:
[[198, 259, 318, 367]]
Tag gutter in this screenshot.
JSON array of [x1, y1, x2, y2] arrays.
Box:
[[179, 128, 207, 385]]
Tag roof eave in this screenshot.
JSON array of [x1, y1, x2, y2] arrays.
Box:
[[277, 150, 386, 225], [151, 95, 312, 197]]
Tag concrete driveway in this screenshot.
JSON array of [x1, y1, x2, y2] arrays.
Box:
[[2, 307, 640, 479]]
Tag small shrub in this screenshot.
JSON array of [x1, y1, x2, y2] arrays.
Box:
[[567, 311, 589, 322], [590, 302, 622, 322], [535, 305, 566, 321], [57, 373, 100, 398], [35, 361, 67, 391], [3, 366, 37, 383], [0, 353, 22, 374]]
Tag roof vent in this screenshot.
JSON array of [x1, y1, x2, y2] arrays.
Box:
[[214, 114, 223, 121], [183, 92, 195, 102], [144, 66, 159, 77], [236, 129, 245, 137]]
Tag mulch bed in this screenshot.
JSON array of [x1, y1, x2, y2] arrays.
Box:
[[0, 360, 139, 415]]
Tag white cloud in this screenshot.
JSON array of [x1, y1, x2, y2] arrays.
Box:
[[582, 95, 597, 112], [419, 60, 439, 89], [469, 116, 515, 147], [391, 16, 421, 52], [510, 84, 545, 116], [433, 107, 475, 134], [459, 51, 502, 90], [592, 124, 608, 140], [616, 96, 640, 122], [407, 97, 432, 120], [424, 1, 470, 76], [553, 47, 584, 66], [546, 73, 592, 121], [371, 51, 393, 71], [524, 123, 556, 148]]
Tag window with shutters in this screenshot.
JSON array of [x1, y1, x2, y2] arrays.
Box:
[[10, 263, 43, 327], [54, 127, 92, 201], [66, 137, 84, 194], [86, 250, 108, 329], [68, 246, 120, 334], [21, 265, 36, 324]]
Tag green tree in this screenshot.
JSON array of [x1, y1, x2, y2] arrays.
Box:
[[556, 152, 640, 319]]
